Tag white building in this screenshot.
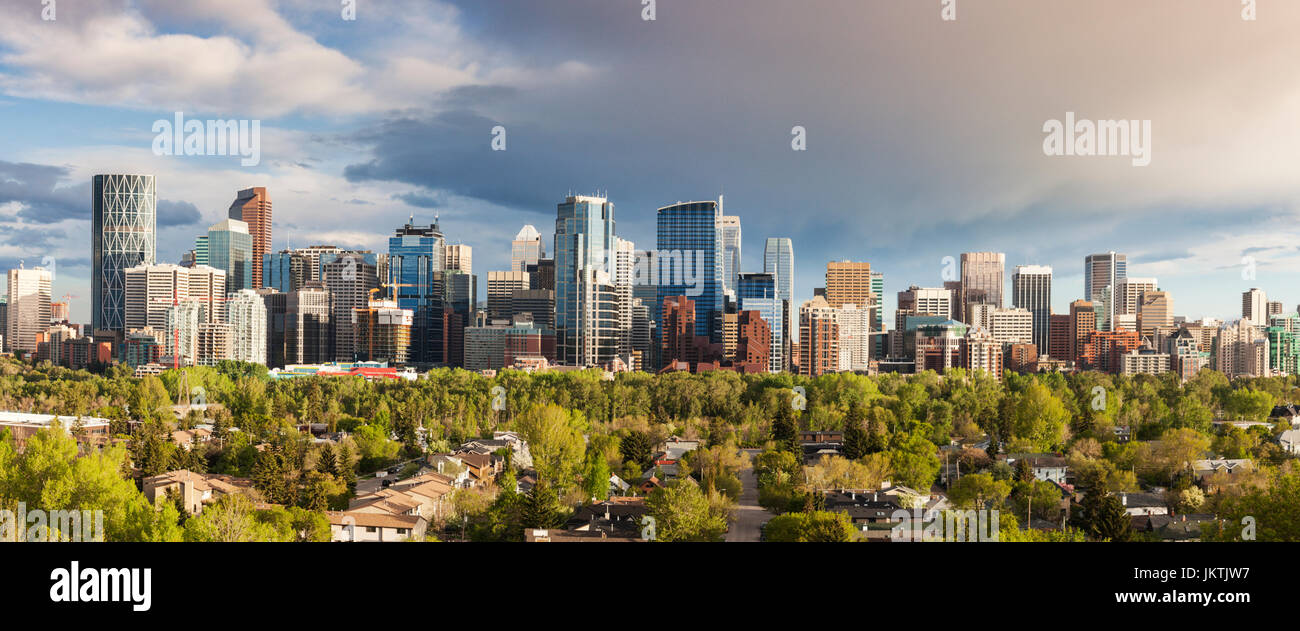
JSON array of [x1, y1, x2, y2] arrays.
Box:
[[226, 290, 268, 365], [835, 304, 872, 372], [6, 267, 51, 353], [990, 307, 1033, 345]]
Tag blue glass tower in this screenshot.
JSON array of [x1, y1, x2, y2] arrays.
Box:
[[207, 218, 253, 294], [555, 195, 619, 366], [656, 200, 724, 344], [737, 272, 783, 373], [388, 217, 446, 365]]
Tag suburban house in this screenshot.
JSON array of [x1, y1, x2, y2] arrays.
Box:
[[1119, 491, 1168, 517], [1279, 428, 1300, 455], [0, 411, 112, 449], [170, 427, 212, 451], [1001, 454, 1069, 483], [824, 490, 904, 525], [142, 469, 256, 515], [565, 497, 649, 537], [327, 511, 427, 542], [1192, 459, 1254, 481], [460, 431, 533, 469]]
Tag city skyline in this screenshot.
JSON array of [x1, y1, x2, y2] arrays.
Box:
[[4, 1, 1300, 326]]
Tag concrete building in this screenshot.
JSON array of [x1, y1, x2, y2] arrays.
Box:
[[798, 296, 840, 377], [227, 187, 271, 289], [511, 225, 545, 272], [226, 290, 268, 365], [6, 267, 52, 354], [286, 283, 331, 365], [989, 307, 1034, 345], [487, 270, 530, 322], [960, 252, 1005, 309], [1011, 265, 1051, 353], [1242, 288, 1268, 325]]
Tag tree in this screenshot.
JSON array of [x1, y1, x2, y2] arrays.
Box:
[[183, 494, 277, 542], [842, 411, 869, 460], [947, 473, 1012, 510], [1090, 494, 1133, 542], [517, 404, 586, 489], [886, 435, 940, 491], [520, 479, 564, 529], [764, 511, 855, 542], [316, 444, 338, 476], [620, 430, 653, 472], [645, 481, 730, 542]]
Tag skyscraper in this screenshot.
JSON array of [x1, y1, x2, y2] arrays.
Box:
[[825, 261, 873, 310], [1084, 251, 1127, 303], [1243, 288, 1268, 324], [285, 283, 331, 365], [738, 272, 783, 373], [228, 187, 271, 289], [487, 271, 530, 322], [960, 252, 1005, 310], [657, 200, 725, 343], [7, 267, 52, 354], [1137, 290, 1172, 337], [226, 289, 268, 365], [1069, 299, 1096, 364], [1011, 265, 1052, 353], [511, 225, 545, 272], [323, 252, 380, 362], [92, 174, 156, 334], [444, 244, 472, 275], [555, 195, 621, 367], [798, 296, 839, 377], [764, 237, 795, 367], [123, 263, 225, 330], [388, 218, 447, 365], [1116, 277, 1157, 316], [206, 219, 254, 293], [719, 214, 742, 295]]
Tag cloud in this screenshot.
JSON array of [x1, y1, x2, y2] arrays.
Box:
[[0, 160, 85, 223], [156, 199, 201, 227]]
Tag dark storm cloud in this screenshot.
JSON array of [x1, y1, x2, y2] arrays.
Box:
[[0, 160, 86, 223]]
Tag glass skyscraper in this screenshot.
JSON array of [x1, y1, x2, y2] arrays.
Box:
[[657, 200, 725, 343], [763, 237, 795, 359], [388, 217, 447, 365], [738, 272, 783, 373], [206, 219, 253, 294], [555, 195, 620, 367], [92, 174, 156, 333]]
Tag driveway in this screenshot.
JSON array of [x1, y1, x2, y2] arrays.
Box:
[[725, 448, 768, 542]]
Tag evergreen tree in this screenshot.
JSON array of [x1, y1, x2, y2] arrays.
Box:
[[1092, 494, 1134, 542], [1014, 458, 1034, 483], [772, 406, 799, 453], [252, 447, 289, 504], [317, 444, 338, 476], [842, 410, 868, 460], [521, 479, 563, 529], [620, 431, 653, 471]]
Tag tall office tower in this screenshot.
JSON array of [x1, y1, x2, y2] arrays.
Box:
[[1266, 325, 1299, 376], [227, 188, 271, 289], [1137, 290, 1172, 336], [1069, 299, 1096, 364], [167, 301, 203, 366], [631, 298, 654, 370], [825, 261, 873, 309], [353, 299, 414, 365], [1093, 286, 1114, 332], [960, 252, 1005, 310], [92, 174, 156, 334], [285, 283, 331, 365], [0, 298, 7, 352], [1116, 277, 1157, 316], [1011, 265, 1052, 352], [835, 304, 872, 372], [528, 258, 556, 292], [764, 237, 795, 368], [257, 288, 287, 369], [613, 237, 637, 357], [798, 296, 839, 377], [966, 303, 997, 332], [206, 219, 254, 293], [487, 271, 530, 321], [1169, 327, 1208, 382], [871, 271, 885, 358], [897, 286, 953, 320], [738, 273, 783, 373], [511, 225, 546, 272], [6, 267, 52, 353], [124, 263, 226, 330], [1048, 314, 1072, 360], [511, 289, 556, 330], [719, 214, 742, 294], [1242, 288, 1268, 324], [1217, 319, 1269, 378], [444, 244, 472, 275], [943, 280, 964, 323], [657, 200, 725, 344], [226, 290, 268, 365], [323, 252, 380, 362], [1084, 251, 1127, 303], [989, 307, 1033, 344], [1268, 301, 1284, 317], [389, 217, 447, 365], [555, 195, 621, 367], [434, 270, 476, 368]]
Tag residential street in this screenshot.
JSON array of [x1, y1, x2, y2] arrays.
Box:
[[725, 449, 767, 542]]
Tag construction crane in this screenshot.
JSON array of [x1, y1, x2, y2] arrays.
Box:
[[369, 282, 416, 303]]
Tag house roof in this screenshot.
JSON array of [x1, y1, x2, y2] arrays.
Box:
[[326, 511, 424, 529]]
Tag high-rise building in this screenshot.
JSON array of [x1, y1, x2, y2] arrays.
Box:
[[555, 195, 621, 367], [798, 296, 839, 377], [738, 272, 783, 373], [1267, 301, 1284, 318], [487, 271, 530, 322], [835, 304, 872, 372], [354, 299, 414, 366], [444, 244, 472, 275], [1242, 288, 1268, 325], [660, 295, 721, 367], [510, 289, 555, 330], [166, 301, 202, 366], [124, 263, 226, 330], [1266, 325, 1299, 376], [388, 217, 448, 365], [264, 245, 345, 293], [719, 214, 742, 295], [1070, 299, 1096, 364], [915, 319, 967, 374], [1116, 277, 1157, 316], [963, 327, 1004, 380], [989, 307, 1034, 345], [825, 261, 873, 310], [763, 238, 795, 354], [6, 267, 52, 354], [1217, 319, 1269, 378], [657, 200, 725, 344], [286, 283, 331, 365], [206, 219, 254, 293], [511, 225, 546, 272], [1169, 327, 1208, 381], [1048, 314, 1072, 361], [1011, 265, 1052, 353], [227, 187, 271, 289], [92, 174, 156, 334], [1137, 290, 1173, 337], [734, 310, 771, 373], [871, 271, 885, 359], [960, 252, 1005, 309], [323, 252, 380, 362], [226, 290, 267, 365], [1084, 251, 1127, 303], [257, 288, 287, 369]]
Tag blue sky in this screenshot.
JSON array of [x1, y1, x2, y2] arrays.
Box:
[[2, 0, 1300, 325]]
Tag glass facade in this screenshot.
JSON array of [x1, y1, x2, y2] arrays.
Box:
[[555, 196, 619, 366], [388, 221, 447, 365], [207, 219, 253, 294], [92, 174, 156, 332], [738, 272, 782, 373], [657, 201, 725, 343]]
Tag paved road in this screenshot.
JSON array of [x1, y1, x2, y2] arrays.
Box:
[[725, 449, 767, 542]]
